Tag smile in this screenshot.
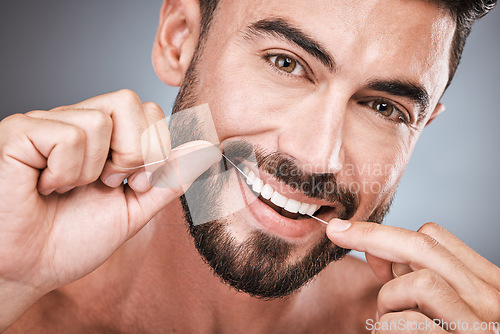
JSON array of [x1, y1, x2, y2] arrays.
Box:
[[242, 166, 334, 220]]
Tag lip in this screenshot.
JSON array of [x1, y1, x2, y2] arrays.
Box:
[[232, 165, 337, 242]]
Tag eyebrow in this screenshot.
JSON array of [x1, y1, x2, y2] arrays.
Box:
[[244, 19, 431, 121], [366, 80, 430, 121], [244, 18, 336, 72]]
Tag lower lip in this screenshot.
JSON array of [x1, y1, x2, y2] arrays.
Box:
[[235, 174, 325, 242]]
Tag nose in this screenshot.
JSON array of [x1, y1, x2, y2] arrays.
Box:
[[277, 94, 347, 174]]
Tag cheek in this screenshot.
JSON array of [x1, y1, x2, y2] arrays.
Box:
[[340, 113, 416, 205], [195, 48, 312, 142]]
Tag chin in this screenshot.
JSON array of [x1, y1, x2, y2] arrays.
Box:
[[184, 200, 350, 299]]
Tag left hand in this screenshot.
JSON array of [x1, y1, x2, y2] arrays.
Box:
[[326, 220, 500, 333]]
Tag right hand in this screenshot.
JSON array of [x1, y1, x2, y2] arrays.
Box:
[[0, 90, 221, 327]]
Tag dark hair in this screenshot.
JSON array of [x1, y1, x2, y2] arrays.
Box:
[[197, 0, 497, 88], [438, 0, 497, 87]]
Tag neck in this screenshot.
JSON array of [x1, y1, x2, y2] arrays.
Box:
[[100, 199, 299, 332]]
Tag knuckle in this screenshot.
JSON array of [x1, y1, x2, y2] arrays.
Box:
[[143, 101, 162, 112], [418, 222, 443, 237], [0, 114, 29, 153], [0, 113, 26, 127], [0, 114, 29, 159], [86, 109, 112, 130], [64, 126, 86, 147], [114, 89, 141, 106], [362, 223, 378, 238], [50, 104, 72, 112], [413, 269, 440, 292], [143, 101, 164, 117], [416, 234, 440, 253], [24, 109, 46, 117]]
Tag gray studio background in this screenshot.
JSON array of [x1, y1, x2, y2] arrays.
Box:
[[0, 1, 499, 266]]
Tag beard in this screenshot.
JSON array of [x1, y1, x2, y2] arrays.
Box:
[[168, 43, 392, 299]]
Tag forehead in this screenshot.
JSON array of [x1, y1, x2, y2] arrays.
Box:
[[213, 0, 456, 101]]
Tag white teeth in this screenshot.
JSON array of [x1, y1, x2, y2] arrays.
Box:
[[261, 184, 274, 200], [252, 178, 263, 193], [246, 171, 256, 185], [284, 199, 301, 213], [306, 204, 320, 216], [298, 202, 310, 215], [270, 191, 288, 208], [243, 169, 324, 217]]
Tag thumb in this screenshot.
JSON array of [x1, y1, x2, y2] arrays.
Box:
[[365, 253, 393, 283], [125, 140, 222, 236]]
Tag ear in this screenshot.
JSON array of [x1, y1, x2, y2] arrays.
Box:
[[424, 102, 446, 127], [153, 0, 202, 86]]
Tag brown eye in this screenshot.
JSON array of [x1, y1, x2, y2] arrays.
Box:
[[274, 55, 297, 73], [373, 101, 394, 117]]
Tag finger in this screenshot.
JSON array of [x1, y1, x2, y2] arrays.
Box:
[[124, 141, 222, 238], [57, 90, 149, 168], [365, 254, 413, 282], [38, 90, 149, 188], [0, 114, 47, 201], [391, 263, 413, 278], [127, 102, 171, 193], [139, 101, 171, 166], [378, 269, 482, 327], [100, 101, 170, 188], [365, 253, 393, 282], [374, 311, 446, 334], [326, 220, 499, 314], [26, 109, 112, 188], [418, 222, 500, 291], [0, 114, 85, 195]]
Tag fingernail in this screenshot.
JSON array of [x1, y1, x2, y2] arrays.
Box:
[[104, 173, 128, 188], [129, 171, 152, 193], [56, 186, 75, 194], [40, 188, 55, 196], [327, 218, 351, 233]]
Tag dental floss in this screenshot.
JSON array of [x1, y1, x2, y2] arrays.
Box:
[[120, 142, 329, 226], [305, 214, 329, 225], [116, 142, 210, 170], [221, 153, 329, 226], [220, 153, 249, 179]]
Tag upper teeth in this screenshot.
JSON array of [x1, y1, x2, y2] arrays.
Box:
[[243, 166, 320, 216]]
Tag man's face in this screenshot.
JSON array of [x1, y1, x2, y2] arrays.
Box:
[[165, 0, 455, 298]]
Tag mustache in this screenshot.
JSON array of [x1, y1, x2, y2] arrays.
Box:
[[223, 141, 359, 220]]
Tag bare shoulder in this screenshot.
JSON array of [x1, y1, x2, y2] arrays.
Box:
[[5, 291, 69, 333], [4, 290, 103, 334], [293, 255, 381, 334]]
